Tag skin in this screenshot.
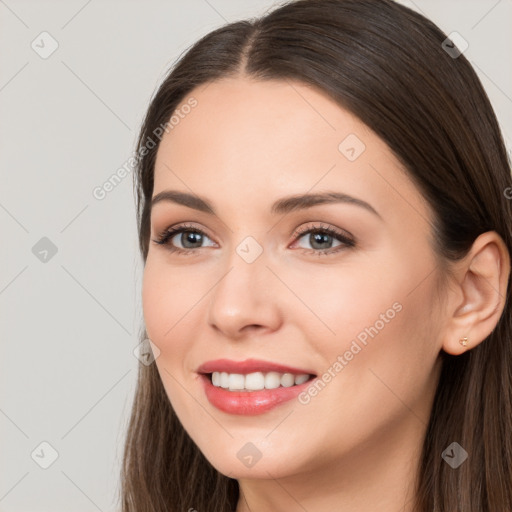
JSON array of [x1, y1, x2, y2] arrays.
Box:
[[142, 76, 510, 512]]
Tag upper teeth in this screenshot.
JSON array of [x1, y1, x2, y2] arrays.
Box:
[[211, 371, 310, 391]]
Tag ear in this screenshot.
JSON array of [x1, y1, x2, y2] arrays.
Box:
[[441, 231, 510, 355]]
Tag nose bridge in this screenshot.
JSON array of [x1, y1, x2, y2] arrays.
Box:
[[206, 235, 282, 337]]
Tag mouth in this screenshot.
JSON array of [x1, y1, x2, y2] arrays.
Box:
[[198, 370, 317, 415]]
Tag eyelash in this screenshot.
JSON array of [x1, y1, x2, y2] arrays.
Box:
[[151, 222, 356, 257]]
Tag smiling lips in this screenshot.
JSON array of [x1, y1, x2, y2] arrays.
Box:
[[197, 358, 317, 415]]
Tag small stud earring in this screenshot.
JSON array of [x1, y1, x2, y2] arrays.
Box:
[[459, 337, 469, 347]]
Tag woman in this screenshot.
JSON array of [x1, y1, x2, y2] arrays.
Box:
[[120, 0, 512, 510]]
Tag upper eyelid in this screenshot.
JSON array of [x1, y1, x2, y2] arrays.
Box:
[[153, 222, 208, 236], [156, 221, 344, 236], [294, 222, 352, 237]]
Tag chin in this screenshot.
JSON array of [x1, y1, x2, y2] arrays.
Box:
[[199, 442, 306, 481]]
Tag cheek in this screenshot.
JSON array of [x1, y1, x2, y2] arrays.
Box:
[[141, 256, 202, 344], [142, 260, 199, 413], [320, 271, 440, 423], [284, 257, 404, 345], [290, 249, 438, 381], [141, 262, 168, 342]]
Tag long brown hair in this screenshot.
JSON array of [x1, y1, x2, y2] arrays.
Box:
[[119, 1, 512, 510]]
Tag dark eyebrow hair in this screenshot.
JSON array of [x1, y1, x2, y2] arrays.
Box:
[[151, 190, 381, 218]]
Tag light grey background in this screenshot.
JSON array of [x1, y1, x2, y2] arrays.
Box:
[[1, 1, 510, 510]]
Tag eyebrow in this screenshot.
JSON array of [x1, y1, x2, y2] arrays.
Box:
[[151, 190, 381, 218]]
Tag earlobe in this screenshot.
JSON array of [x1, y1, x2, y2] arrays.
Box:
[[441, 231, 510, 356]]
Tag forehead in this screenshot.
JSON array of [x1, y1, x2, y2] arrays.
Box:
[[153, 77, 432, 227], [156, 77, 371, 177]]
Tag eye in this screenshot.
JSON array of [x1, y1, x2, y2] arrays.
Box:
[[291, 222, 355, 255], [152, 221, 356, 256], [152, 223, 216, 256]]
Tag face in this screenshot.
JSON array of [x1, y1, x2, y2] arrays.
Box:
[[142, 77, 445, 481]]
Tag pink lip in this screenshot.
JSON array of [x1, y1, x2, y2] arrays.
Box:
[[196, 358, 315, 375], [199, 373, 316, 415]]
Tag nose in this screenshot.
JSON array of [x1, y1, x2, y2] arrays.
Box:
[[206, 248, 283, 340]]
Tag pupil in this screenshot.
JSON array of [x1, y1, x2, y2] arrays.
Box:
[[182, 231, 202, 248], [311, 232, 331, 249]]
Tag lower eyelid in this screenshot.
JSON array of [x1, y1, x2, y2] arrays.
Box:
[[293, 236, 343, 250]]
